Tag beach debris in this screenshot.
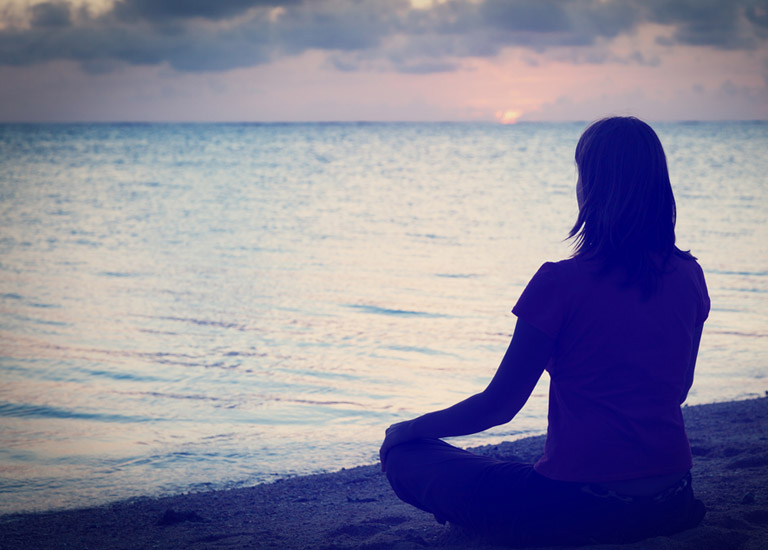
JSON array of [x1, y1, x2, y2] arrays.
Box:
[[690, 445, 711, 457], [157, 508, 207, 526], [744, 509, 768, 526], [727, 455, 768, 470], [347, 496, 378, 503], [328, 523, 388, 538]]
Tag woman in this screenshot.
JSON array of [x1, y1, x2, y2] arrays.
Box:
[[380, 116, 709, 546]]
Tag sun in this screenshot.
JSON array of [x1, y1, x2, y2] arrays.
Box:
[[495, 110, 522, 125]]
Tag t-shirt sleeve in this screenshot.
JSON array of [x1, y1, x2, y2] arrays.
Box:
[[512, 262, 568, 341], [693, 262, 710, 326]]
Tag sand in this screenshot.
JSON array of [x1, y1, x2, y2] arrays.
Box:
[[1, 396, 767, 549]]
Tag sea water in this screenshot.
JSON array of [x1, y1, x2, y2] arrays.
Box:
[[0, 122, 766, 514]]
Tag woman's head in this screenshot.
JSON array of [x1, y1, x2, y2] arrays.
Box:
[[569, 116, 685, 289]]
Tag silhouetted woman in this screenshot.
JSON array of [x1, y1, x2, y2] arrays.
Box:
[[380, 116, 709, 546]]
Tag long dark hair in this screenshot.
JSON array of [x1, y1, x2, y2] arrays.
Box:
[[568, 116, 693, 293]]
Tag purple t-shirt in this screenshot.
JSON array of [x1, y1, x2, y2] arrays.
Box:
[[512, 254, 710, 482]]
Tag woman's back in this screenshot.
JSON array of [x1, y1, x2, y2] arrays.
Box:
[[513, 253, 710, 483]]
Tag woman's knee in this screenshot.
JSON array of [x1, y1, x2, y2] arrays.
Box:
[[384, 438, 451, 482], [383, 440, 419, 480]]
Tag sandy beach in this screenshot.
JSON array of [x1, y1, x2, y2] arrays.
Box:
[[2, 396, 766, 549]]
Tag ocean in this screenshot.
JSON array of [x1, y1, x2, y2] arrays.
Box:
[[0, 122, 766, 514]]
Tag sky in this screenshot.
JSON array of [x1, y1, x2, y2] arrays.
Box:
[[0, 0, 766, 122]]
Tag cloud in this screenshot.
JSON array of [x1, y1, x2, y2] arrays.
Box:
[[0, 0, 766, 74], [644, 0, 759, 49], [29, 2, 72, 27], [274, 1, 396, 54], [0, 3, 277, 72], [111, 0, 302, 23], [480, 0, 571, 34], [745, 2, 768, 39]]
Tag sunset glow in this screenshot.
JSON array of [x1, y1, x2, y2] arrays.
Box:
[[496, 110, 523, 125]]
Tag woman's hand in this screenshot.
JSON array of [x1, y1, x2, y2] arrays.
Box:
[[379, 419, 417, 472]]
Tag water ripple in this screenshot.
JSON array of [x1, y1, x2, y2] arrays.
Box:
[[0, 401, 158, 423], [347, 304, 450, 318]]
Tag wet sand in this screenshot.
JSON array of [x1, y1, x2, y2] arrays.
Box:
[[2, 396, 767, 549]]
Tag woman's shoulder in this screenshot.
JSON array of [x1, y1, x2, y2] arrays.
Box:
[[536, 256, 594, 279], [668, 251, 709, 299], [668, 250, 707, 281], [523, 258, 595, 297]]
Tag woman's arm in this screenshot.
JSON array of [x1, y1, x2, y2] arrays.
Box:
[[380, 318, 553, 469], [680, 324, 703, 404]]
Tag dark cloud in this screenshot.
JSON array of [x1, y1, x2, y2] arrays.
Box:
[[0, 10, 273, 73], [30, 2, 72, 28], [112, 0, 302, 23], [480, 0, 571, 33], [382, 0, 635, 62], [643, 0, 760, 49], [393, 59, 460, 74], [274, 1, 395, 54], [0, 0, 765, 74], [329, 51, 459, 74], [546, 47, 660, 66], [745, 2, 768, 38]]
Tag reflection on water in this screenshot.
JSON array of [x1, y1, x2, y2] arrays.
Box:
[[0, 122, 766, 514]]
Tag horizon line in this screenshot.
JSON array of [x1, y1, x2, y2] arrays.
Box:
[[1, 119, 767, 125]]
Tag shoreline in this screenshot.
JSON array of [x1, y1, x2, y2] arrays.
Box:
[[2, 396, 767, 549]]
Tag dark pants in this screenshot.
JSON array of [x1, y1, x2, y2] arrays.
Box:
[[384, 438, 705, 547]]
